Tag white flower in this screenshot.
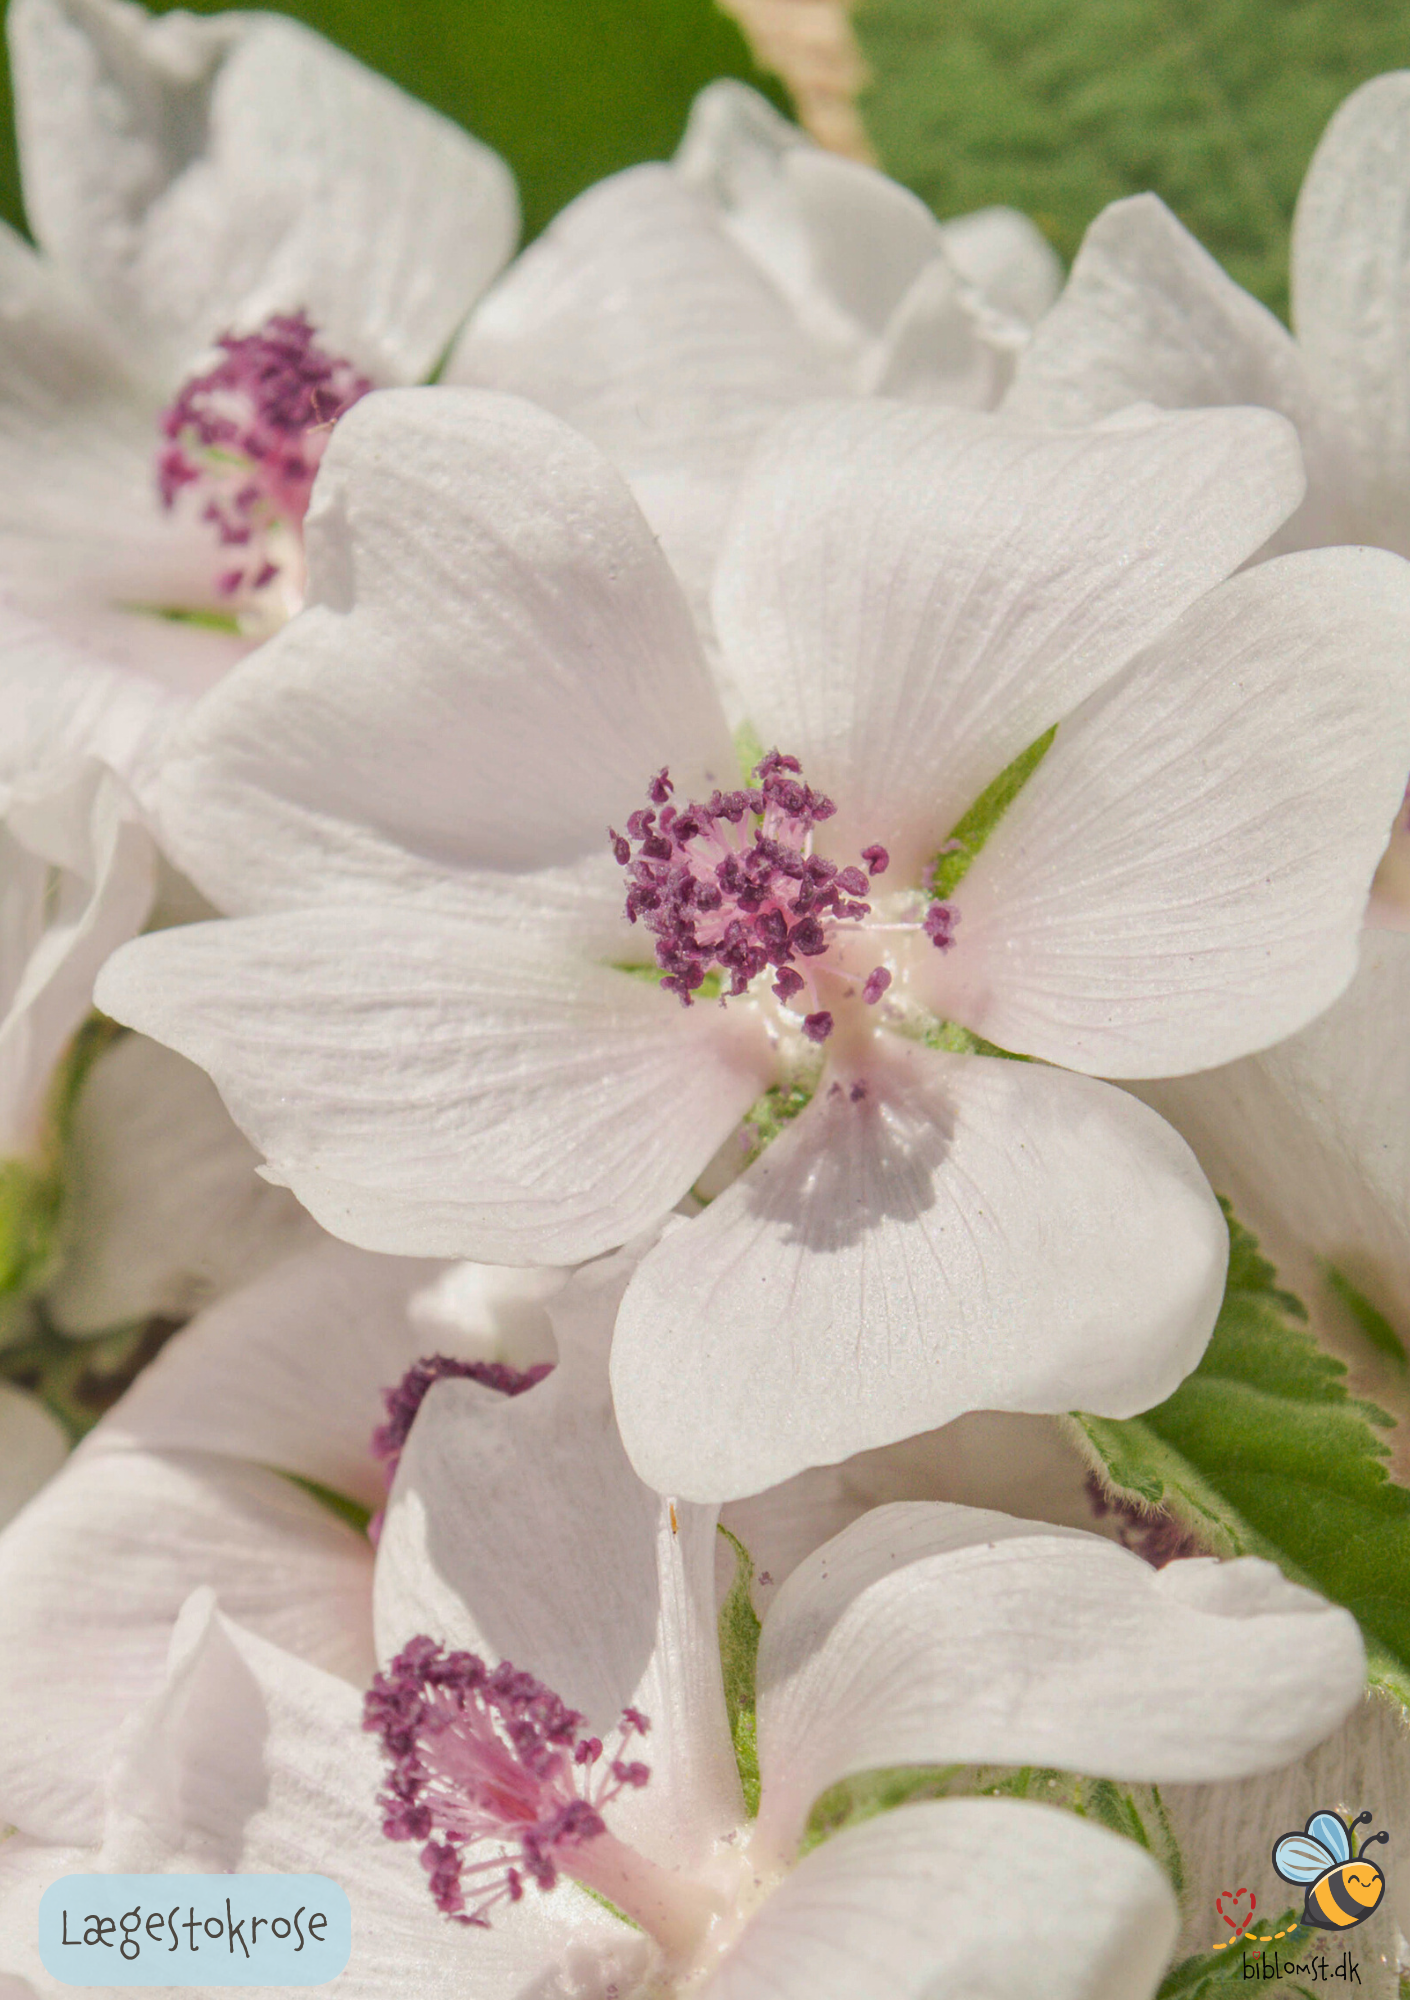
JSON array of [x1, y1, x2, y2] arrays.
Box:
[[1004, 74, 1410, 1354], [449, 80, 1059, 653], [0, 758, 154, 1297], [0, 0, 517, 700], [0, 1243, 1370, 1999], [96, 385, 1410, 1498]]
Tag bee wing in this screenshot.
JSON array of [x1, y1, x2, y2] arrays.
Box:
[[1274, 1833, 1336, 1882], [1307, 1812, 1352, 1862]]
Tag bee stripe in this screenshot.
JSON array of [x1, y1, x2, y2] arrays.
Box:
[[1310, 1868, 1381, 1927]]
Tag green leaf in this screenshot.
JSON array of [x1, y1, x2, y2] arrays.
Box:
[[851, 0, 1410, 317], [0, 0, 785, 249], [716, 1524, 762, 1815], [801, 1763, 1183, 1889], [1156, 1913, 1313, 1999], [929, 725, 1055, 901], [1071, 1203, 1410, 1710]]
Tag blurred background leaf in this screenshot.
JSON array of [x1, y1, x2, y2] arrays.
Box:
[[0, 0, 785, 245], [849, 0, 1410, 318]]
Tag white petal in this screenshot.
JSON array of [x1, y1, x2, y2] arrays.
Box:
[[97, 904, 775, 1263], [702, 1798, 1176, 2000], [0, 1449, 373, 1843], [940, 547, 1410, 1075], [1137, 927, 1410, 1334], [155, 387, 735, 913], [0, 1838, 93, 1999], [84, 1235, 449, 1511], [0, 1383, 67, 1529], [610, 1035, 1226, 1503], [99, 1595, 622, 1997], [753, 1502, 1366, 1859], [1006, 194, 1317, 432], [11, 0, 518, 384], [376, 1255, 742, 1868], [937, 205, 1064, 327], [713, 401, 1305, 879], [0, 760, 154, 1155], [46, 1033, 317, 1335], [0, 601, 186, 801], [450, 161, 840, 650], [1292, 71, 1410, 552]]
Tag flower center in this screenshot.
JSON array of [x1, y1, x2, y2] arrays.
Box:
[[156, 310, 371, 617], [366, 1640, 718, 1956], [611, 750, 956, 1042]]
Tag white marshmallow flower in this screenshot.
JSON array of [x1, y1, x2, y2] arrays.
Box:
[[97, 385, 1410, 1500], [0, 0, 517, 696], [0, 1245, 1372, 2000], [1004, 73, 1410, 1342], [450, 79, 1059, 649]]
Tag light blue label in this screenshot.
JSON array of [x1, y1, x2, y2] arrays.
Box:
[[38, 1876, 351, 1986]]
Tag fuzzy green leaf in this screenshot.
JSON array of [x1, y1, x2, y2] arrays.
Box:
[[1156, 1913, 1313, 1999], [1326, 1263, 1409, 1370], [0, 0, 784, 248], [1071, 1205, 1410, 1710], [802, 1763, 1183, 1890], [851, 0, 1410, 317], [716, 1525, 762, 1815]]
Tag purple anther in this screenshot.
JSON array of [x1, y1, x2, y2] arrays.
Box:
[[610, 750, 891, 1014], [923, 902, 959, 952], [802, 1011, 834, 1043], [372, 1355, 552, 1497], [861, 845, 889, 877], [862, 967, 891, 1005], [364, 1639, 651, 1928], [157, 309, 371, 601]]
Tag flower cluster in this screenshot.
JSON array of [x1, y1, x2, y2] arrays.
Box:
[[1, 5, 1409, 1999]]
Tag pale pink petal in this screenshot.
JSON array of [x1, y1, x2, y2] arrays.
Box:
[[713, 400, 1305, 879], [0, 1450, 373, 1844], [939, 547, 1410, 1075], [610, 1036, 1225, 1502], [753, 1503, 1366, 1859], [154, 388, 735, 914], [97, 904, 775, 1263]]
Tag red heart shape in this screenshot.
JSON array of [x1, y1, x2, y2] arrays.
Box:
[[1216, 1888, 1256, 1935]]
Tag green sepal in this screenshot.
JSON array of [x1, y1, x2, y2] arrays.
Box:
[[1156, 1913, 1313, 1999], [716, 1524, 762, 1816], [929, 726, 1055, 901], [1071, 1203, 1410, 1711], [279, 1472, 374, 1536], [0, 1014, 125, 1303]]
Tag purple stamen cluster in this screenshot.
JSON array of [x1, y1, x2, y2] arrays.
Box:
[[157, 309, 371, 597], [610, 752, 894, 1039], [373, 1354, 553, 1484], [368, 1354, 553, 1543], [364, 1638, 650, 1928]]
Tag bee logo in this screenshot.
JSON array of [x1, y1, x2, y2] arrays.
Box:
[[1272, 1808, 1390, 1931]]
